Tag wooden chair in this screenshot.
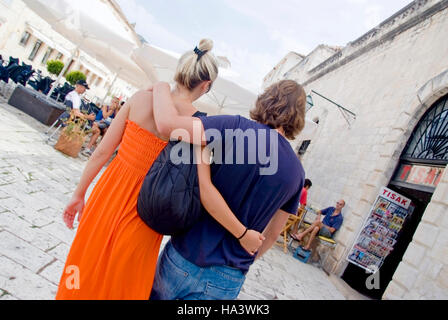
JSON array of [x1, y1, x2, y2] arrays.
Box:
[[276, 208, 306, 253]]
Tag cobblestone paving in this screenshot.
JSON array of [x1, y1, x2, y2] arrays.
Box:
[[0, 97, 349, 300]]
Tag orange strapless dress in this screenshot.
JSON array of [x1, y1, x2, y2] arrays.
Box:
[[56, 120, 168, 300]]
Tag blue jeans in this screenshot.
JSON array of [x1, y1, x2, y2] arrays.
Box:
[[150, 240, 245, 300]]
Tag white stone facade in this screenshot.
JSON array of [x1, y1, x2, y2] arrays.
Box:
[[0, 0, 138, 104], [263, 52, 305, 90], [264, 0, 448, 299]]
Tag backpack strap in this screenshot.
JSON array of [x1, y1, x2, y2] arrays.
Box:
[[193, 111, 207, 118]]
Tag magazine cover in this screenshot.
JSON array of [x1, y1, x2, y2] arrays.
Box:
[[347, 187, 412, 273]]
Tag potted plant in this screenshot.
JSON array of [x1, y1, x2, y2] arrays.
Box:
[[65, 70, 86, 86], [54, 111, 91, 158], [46, 60, 65, 77]]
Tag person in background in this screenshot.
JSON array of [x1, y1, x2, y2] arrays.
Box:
[[299, 179, 312, 208], [296, 199, 345, 251], [65, 80, 95, 121], [290, 178, 312, 240], [83, 97, 120, 156]]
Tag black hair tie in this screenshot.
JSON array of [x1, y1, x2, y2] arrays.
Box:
[[237, 228, 249, 240], [194, 46, 208, 62]]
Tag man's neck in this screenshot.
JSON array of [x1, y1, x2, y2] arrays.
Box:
[[274, 127, 286, 138]]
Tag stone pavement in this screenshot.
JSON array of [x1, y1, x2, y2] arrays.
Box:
[[0, 95, 366, 300]]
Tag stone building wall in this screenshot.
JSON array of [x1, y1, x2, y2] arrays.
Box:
[[264, 0, 448, 299], [263, 52, 305, 89]]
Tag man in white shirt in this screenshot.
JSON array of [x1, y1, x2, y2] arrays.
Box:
[[65, 80, 94, 120]]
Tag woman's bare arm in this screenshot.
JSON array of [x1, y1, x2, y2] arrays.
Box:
[[73, 103, 129, 197], [153, 82, 264, 253], [152, 82, 206, 145], [195, 146, 264, 255], [63, 100, 131, 229]]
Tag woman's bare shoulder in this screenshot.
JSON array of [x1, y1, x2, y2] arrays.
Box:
[[128, 90, 153, 105], [127, 90, 153, 113], [126, 90, 159, 134]]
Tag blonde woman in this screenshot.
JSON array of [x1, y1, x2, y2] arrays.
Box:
[[56, 39, 263, 300]]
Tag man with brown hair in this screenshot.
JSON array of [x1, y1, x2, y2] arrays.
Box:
[[150, 80, 307, 300]]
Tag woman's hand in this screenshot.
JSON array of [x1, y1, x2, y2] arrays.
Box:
[[239, 230, 265, 256], [63, 194, 85, 230]]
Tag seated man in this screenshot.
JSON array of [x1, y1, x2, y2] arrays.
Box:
[[296, 199, 345, 251], [65, 80, 95, 122], [83, 97, 120, 156]]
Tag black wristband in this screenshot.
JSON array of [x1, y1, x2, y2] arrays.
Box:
[[237, 228, 248, 240]]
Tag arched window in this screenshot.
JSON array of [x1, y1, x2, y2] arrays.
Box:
[[401, 95, 448, 164], [391, 94, 448, 193]]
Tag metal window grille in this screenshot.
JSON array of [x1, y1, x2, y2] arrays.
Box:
[[401, 94, 448, 164]]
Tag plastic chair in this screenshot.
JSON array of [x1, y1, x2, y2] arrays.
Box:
[[293, 217, 338, 274], [0, 65, 8, 83], [80, 101, 98, 130], [28, 71, 54, 94], [8, 62, 35, 86], [45, 100, 73, 143], [51, 82, 74, 102], [7, 57, 19, 68]]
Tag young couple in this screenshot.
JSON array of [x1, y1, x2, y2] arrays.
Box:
[[56, 39, 306, 300]]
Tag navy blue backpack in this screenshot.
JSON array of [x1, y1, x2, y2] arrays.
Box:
[[137, 111, 207, 235]]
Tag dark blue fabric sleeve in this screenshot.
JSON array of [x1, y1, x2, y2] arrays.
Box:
[[199, 115, 240, 145], [321, 207, 333, 216], [281, 188, 302, 215]]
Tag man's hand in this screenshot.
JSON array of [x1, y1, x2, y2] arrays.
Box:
[[239, 230, 265, 256], [73, 109, 86, 120], [326, 226, 336, 234], [256, 209, 289, 259]]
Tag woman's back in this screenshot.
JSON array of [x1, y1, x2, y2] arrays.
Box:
[[127, 91, 163, 140], [127, 90, 198, 141]]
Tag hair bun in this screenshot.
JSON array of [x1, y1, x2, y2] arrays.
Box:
[[174, 38, 218, 90], [198, 39, 214, 52]]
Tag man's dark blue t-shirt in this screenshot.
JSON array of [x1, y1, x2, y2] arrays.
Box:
[[171, 115, 305, 274], [321, 207, 344, 232]]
